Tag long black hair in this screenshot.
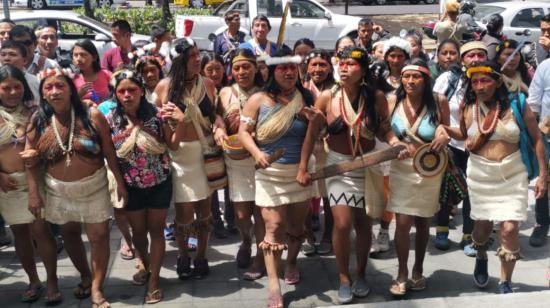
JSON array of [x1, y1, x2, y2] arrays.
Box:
[[136, 57, 164, 81], [0, 64, 33, 103], [394, 58, 439, 125], [263, 47, 314, 107], [200, 51, 228, 88], [110, 69, 157, 130], [72, 39, 102, 73], [32, 74, 97, 137], [337, 46, 380, 130], [167, 38, 196, 103], [496, 39, 531, 86], [463, 61, 510, 114], [230, 48, 264, 87]]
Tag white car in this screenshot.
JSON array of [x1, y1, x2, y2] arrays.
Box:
[[12, 0, 128, 10], [0, 10, 150, 59], [176, 0, 362, 51], [475, 1, 550, 42]]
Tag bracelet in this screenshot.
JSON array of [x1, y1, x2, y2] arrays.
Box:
[[240, 115, 257, 126]]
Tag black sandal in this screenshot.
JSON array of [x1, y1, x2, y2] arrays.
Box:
[[73, 283, 91, 299]]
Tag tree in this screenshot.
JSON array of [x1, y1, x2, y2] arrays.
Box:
[[84, 0, 95, 19], [161, 0, 172, 27]]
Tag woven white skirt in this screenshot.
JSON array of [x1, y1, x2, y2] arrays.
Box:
[[170, 140, 210, 203], [225, 155, 255, 202], [255, 160, 316, 207], [467, 151, 528, 221], [325, 150, 385, 218], [44, 167, 111, 224], [0, 172, 35, 225], [387, 158, 442, 218]]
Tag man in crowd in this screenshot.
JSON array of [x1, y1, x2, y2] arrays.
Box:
[[527, 57, 550, 247], [102, 20, 133, 72], [354, 18, 390, 54], [0, 40, 40, 99], [526, 14, 550, 70], [36, 25, 72, 68], [8, 25, 58, 75], [0, 19, 14, 43]]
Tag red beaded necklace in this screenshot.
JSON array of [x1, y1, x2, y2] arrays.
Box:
[[475, 100, 500, 135]]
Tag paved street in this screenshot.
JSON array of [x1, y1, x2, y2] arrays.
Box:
[[1, 186, 549, 307]]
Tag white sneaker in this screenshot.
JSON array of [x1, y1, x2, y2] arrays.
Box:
[[377, 229, 390, 252], [370, 232, 380, 254]]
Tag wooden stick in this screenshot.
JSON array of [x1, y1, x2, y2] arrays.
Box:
[[311, 145, 405, 181], [255, 148, 285, 169]]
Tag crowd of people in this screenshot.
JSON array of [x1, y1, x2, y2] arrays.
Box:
[[1, 0, 550, 307]]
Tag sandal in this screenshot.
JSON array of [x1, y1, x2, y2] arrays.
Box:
[[20, 284, 44, 303], [120, 240, 135, 260], [267, 293, 283, 308], [407, 276, 426, 291], [133, 270, 151, 286], [44, 290, 63, 306], [91, 298, 110, 308], [145, 289, 163, 304], [243, 267, 266, 281], [73, 282, 91, 299], [389, 280, 407, 296], [284, 267, 300, 285]]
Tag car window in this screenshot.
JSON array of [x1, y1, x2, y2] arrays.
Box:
[[233, 2, 249, 17], [258, 0, 283, 17], [290, 0, 324, 18], [511, 8, 545, 28], [12, 18, 51, 30], [474, 5, 505, 21], [58, 20, 99, 40], [213, 1, 234, 16]]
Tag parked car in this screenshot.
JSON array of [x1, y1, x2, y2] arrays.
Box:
[[0, 10, 150, 59], [12, 0, 128, 10], [176, 0, 362, 51], [360, 0, 437, 4], [173, 0, 225, 7], [474, 1, 550, 42]]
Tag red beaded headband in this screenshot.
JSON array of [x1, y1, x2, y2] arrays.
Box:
[[401, 65, 430, 77]]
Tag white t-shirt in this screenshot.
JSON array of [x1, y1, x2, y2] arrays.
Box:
[[433, 71, 466, 150]]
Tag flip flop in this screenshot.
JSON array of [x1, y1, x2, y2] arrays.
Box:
[[73, 283, 91, 299], [243, 267, 266, 281], [20, 284, 44, 303], [284, 267, 300, 285], [91, 298, 110, 308], [120, 243, 135, 260], [145, 289, 163, 305], [44, 290, 63, 306]]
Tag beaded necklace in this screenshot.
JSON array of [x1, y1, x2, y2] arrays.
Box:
[[51, 108, 75, 167], [339, 87, 366, 156], [475, 100, 500, 135]]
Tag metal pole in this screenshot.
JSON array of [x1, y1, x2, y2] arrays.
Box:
[[3, 0, 10, 20], [345, 0, 349, 15]]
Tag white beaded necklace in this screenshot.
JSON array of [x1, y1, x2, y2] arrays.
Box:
[[52, 108, 75, 167]]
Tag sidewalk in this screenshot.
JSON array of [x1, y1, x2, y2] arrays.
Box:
[[0, 187, 549, 307]]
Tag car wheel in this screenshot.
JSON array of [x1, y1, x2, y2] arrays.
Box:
[[374, 0, 386, 4], [97, 0, 113, 7], [423, 0, 436, 4], [29, 0, 46, 9]]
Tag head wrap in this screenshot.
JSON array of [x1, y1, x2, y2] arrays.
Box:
[[383, 37, 412, 58], [460, 41, 487, 58], [38, 67, 74, 81], [401, 64, 430, 76], [337, 46, 370, 67], [170, 37, 195, 59]]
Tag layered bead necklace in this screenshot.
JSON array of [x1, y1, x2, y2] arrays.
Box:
[[52, 108, 75, 167], [475, 100, 500, 135]]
